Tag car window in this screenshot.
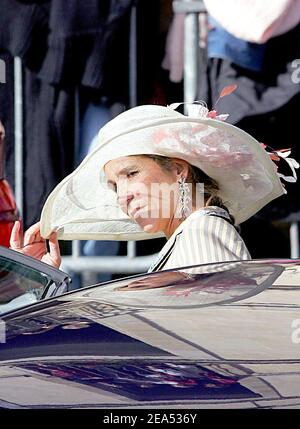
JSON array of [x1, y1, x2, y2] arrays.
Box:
[[0, 254, 55, 314]]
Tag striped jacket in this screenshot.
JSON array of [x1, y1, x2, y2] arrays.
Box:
[[148, 206, 251, 273]]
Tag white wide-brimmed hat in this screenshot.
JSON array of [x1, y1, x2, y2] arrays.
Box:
[[40, 103, 294, 241]]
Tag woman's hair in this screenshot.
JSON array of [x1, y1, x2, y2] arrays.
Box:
[[145, 154, 235, 225]]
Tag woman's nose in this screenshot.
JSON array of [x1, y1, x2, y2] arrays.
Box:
[[117, 191, 134, 212]]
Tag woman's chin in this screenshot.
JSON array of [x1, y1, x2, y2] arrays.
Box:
[[142, 223, 160, 234], [135, 218, 161, 234]]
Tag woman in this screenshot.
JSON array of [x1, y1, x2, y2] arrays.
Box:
[[10, 103, 293, 273]]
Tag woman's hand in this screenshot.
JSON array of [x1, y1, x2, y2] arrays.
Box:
[[9, 220, 61, 269]]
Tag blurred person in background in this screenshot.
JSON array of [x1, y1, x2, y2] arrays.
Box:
[[197, 0, 300, 257]]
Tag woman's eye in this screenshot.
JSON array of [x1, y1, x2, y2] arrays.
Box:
[[107, 181, 117, 192], [127, 171, 138, 179]]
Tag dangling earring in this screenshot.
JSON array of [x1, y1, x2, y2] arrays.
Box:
[[178, 176, 192, 219]]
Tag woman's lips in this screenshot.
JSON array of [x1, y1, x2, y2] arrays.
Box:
[[130, 205, 146, 219]]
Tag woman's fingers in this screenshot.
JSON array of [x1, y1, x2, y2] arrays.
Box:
[[47, 232, 61, 268], [9, 220, 60, 268], [24, 221, 45, 246], [21, 243, 46, 259], [9, 220, 23, 249]]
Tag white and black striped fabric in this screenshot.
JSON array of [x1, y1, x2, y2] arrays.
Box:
[[148, 207, 251, 273]]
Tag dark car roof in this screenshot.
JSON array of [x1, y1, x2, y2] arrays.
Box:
[[0, 259, 300, 408]]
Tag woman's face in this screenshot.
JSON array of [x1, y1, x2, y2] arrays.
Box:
[[104, 155, 187, 235]]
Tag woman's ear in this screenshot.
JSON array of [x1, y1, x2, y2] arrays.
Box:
[[172, 159, 189, 179]]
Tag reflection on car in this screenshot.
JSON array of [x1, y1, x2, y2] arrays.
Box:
[[0, 245, 300, 408]]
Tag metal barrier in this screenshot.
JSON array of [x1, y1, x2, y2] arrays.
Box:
[[13, 0, 300, 280], [173, 0, 206, 104]]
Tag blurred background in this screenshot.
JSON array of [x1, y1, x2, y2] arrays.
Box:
[[0, 0, 300, 288]]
